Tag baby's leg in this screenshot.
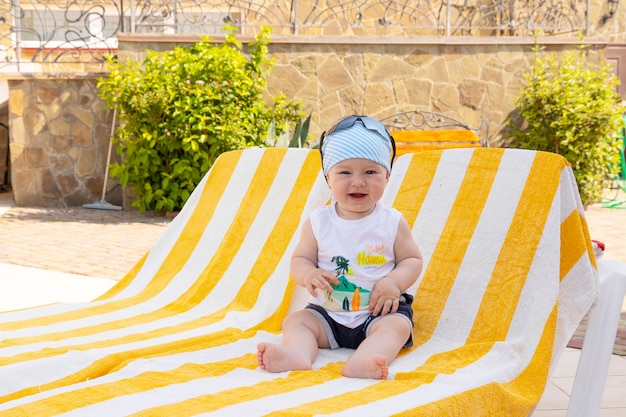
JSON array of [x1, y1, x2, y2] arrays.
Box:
[[257, 309, 328, 373], [342, 315, 411, 380]]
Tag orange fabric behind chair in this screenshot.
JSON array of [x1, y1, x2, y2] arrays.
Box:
[[391, 130, 482, 155]]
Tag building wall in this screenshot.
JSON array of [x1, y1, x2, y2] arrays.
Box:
[[3, 36, 613, 207], [119, 36, 606, 149], [0, 113, 8, 190], [7, 76, 122, 207]]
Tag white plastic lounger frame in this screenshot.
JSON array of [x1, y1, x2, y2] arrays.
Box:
[[568, 259, 626, 417]]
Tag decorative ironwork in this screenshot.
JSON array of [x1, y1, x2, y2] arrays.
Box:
[[0, 0, 122, 68], [129, 0, 293, 35], [300, 1, 441, 34], [0, 0, 589, 69], [380, 110, 490, 147], [0, 121, 9, 192], [447, 0, 587, 36]]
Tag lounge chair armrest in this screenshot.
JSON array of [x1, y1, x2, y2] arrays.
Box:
[[567, 259, 626, 417]]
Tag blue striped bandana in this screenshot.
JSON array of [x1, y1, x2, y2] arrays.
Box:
[[321, 124, 392, 175]]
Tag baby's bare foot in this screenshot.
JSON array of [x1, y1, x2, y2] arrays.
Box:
[[257, 342, 312, 373], [342, 354, 389, 380]]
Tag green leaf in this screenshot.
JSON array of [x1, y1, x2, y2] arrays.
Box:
[[507, 45, 625, 205], [97, 26, 303, 212]]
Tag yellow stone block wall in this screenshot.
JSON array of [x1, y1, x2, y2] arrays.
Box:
[[119, 36, 606, 146], [7, 76, 121, 207], [4, 37, 610, 207]]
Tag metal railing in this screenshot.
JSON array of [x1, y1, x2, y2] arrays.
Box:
[[0, 0, 589, 67], [380, 110, 490, 147]]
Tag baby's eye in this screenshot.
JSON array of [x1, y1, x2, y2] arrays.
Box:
[[339, 170, 351, 175], [365, 170, 377, 175]]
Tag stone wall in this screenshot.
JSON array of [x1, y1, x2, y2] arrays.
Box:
[[119, 36, 606, 146], [0, 113, 8, 189], [8, 77, 122, 207], [5, 37, 610, 208]]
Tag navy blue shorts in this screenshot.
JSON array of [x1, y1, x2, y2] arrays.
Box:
[[305, 293, 414, 350]]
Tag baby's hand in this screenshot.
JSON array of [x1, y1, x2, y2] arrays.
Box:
[[302, 269, 339, 297], [369, 277, 401, 316]]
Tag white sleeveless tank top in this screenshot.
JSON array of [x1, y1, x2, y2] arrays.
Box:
[[308, 200, 401, 328]]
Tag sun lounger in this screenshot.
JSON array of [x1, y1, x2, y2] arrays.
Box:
[[0, 147, 621, 416]]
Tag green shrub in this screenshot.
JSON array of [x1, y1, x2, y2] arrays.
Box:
[[509, 45, 625, 206], [98, 25, 303, 212], [267, 113, 312, 148]]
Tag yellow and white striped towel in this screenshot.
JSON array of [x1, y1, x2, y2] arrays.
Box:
[[0, 147, 597, 416]]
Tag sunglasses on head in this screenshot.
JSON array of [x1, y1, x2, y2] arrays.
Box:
[[319, 115, 397, 168]]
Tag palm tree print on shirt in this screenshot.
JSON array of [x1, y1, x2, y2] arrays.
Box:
[[324, 256, 370, 312]]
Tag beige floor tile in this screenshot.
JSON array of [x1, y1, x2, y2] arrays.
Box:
[[536, 380, 571, 411], [608, 355, 626, 376], [602, 375, 626, 408], [551, 348, 582, 378], [532, 410, 568, 417], [600, 409, 626, 417], [537, 348, 626, 415]]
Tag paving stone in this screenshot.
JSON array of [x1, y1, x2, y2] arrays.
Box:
[[0, 204, 171, 280]]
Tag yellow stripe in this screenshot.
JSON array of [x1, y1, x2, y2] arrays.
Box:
[[130, 363, 344, 417], [400, 304, 558, 416], [391, 382, 536, 416], [467, 151, 562, 344], [308, 149, 561, 413], [0, 149, 580, 415], [268, 380, 402, 416], [268, 347, 503, 416], [0, 354, 259, 417], [1, 150, 318, 352], [561, 210, 593, 278], [96, 253, 149, 300], [413, 149, 503, 345], [266, 150, 500, 415], [2, 149, 284, 344], [392, 151, 441, 228], [0, 150, 322, 404], [0, 328, 244, 404], [579, 213, 598, 269], [0, 150, 242, 331], [391, 151, 564, 414], [234, 151, 322, 332], [501, 303, 557, 408]]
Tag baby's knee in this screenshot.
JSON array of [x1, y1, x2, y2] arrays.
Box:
[[282, 309, 318, 329], [373, 315, 412, 339]]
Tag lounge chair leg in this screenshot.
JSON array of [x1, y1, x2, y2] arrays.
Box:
[[567, 259, 626, 417]]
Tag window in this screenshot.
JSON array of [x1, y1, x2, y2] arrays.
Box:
[[18, 7, 120, 49]]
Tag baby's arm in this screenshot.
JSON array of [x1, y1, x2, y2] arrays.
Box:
[[369, 217, 423, 315], [291, 218, 339, 296]]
